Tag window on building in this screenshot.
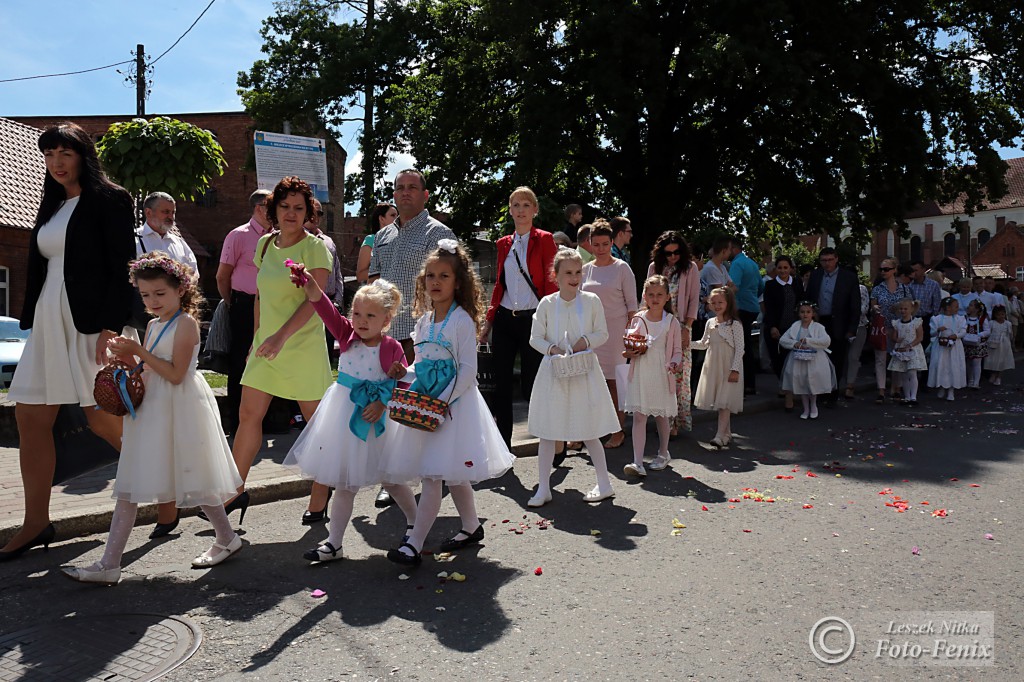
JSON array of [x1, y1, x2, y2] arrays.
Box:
[[910, 236, 922, 262], [977, 230, 991, 248], [943, 233, 956, 256], [1004, 245, 1016, 257], [886, 230, 895, 257], [0, 267, 8, 317], [1017, 266, 1024, 282]]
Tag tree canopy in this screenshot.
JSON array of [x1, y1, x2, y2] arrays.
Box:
[[97, 116, 227, 202], [239, 0, 1024, 258]]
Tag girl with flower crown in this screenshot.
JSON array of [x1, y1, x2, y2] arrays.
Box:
[[281, 269, 419, 563], [63, 253, 244, 585], [382, 239, 515, 566]]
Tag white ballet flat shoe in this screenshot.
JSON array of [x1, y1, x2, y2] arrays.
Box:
[[648, 454, 670, 471], [624, 463, 647, 477], [191, 534, 243, 568], [527, 490, 552, 508], [583, 486, 615, 503], [62, 565, 121, 586]]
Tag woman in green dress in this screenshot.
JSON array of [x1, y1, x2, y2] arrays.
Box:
[[227, 176, 334, 523]]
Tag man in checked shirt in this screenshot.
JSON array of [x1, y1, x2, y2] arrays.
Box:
[[368, 168, 456, 361]]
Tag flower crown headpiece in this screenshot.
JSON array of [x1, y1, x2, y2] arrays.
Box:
[[797, 300, 818, 309], [129, 254, 195, 287]]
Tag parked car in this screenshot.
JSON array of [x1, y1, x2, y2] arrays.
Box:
[[0, 316, 29, 389]]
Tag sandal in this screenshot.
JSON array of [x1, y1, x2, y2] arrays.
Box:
[[603, 432, 626, 449], [438, 525, 484, 552], [386, 542, 422, 566]]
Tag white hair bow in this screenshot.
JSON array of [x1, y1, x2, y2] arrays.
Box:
[[437, 238, 459, 254]]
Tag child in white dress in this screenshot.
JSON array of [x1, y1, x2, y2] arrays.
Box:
[[622, 275, 682, 476], [984, 305, 1014, 384], [527, 248, 620, 507], [282, 272, 418, 562], [64, 253, 243, 585], [887, 299, 928, 406], [383, 240, 515, 566], [692, 287, 744, 447], [962, 300, 991, 389], [779, 302, 836, 419], [929, 297, 967, 401]]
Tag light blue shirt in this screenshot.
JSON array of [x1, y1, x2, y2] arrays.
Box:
[[728, 251, 764, 313], [818, 269, 838, 315]]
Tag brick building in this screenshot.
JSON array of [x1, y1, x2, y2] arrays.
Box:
[[0, 117, 45, 320], [8, 112, 351, 304]]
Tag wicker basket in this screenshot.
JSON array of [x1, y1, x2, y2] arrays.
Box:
[[623, 316, 650, 355], [388, 342, 458, 432], [93, 360, 145, 417], [791, 348, 817, 362], [550, 349, 596, 379]]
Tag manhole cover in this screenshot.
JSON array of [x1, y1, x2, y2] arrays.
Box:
[[0, 613, 202, 681]]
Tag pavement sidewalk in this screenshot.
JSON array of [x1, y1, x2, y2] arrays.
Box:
[[0, 369, 860, 543]]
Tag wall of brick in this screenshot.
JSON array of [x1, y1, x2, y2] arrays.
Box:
[[0, 228, 31, 319]]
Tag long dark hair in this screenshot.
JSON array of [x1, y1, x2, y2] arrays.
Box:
[[35, 122, 123, 229], [650, 231, 692, 275], [366, 202, 396, 234]]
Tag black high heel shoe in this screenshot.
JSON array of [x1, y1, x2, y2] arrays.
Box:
[[196, 491, 251, 525], [149, 511, 180, 539], [302, 488, 333, 525], [0, 523, 56, 562]]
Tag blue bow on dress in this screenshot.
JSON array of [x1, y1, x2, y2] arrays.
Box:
[[336, 372, 397, 441], [409, 358, 456, 399]]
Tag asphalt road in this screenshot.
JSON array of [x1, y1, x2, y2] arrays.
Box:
[[1, 375, 1022, 680]]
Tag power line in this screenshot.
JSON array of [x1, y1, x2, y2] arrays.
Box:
[[152, 0, 218, 65], [0, 59, 133, 84], [0, 0, 219, 84]]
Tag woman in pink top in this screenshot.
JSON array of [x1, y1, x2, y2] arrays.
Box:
[[646, 231, 699, 435], [582, 221, 638, 448]]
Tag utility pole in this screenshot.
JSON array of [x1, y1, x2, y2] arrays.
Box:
[[136, 44, 146, 117], [361, 0, 375, 213]]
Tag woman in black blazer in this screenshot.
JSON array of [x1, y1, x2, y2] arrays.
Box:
[[1, 122, 136, 562], [762, 255, 804, 411]]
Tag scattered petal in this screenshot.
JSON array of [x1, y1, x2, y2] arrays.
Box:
[[832, 533, 840, 537], [464, 460, 474, 467], [911, 546, 920, 555], [931, 509, 948, 518], [437, 571, 449, 579], [672, 518, 686, 528], [803, 504, 814, 509], [806, 472, 818, 478], [985, 534, 994, 540], [310, 589, 326, 598], [970, 484, 981, 488], [670, 529, 683, 536], [701, 505, 709, 511], [950, 477, 959, 482], [449, 572, 467, 582], [534, 567, 543, 576], [742, 529, 752, 533], [435, 605, 446, 610], [590, 529, 601, 536]]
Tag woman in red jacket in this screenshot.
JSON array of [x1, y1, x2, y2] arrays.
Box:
[[479, 187, 558, 446]]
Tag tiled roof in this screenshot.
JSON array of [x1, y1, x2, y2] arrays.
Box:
[[906, 156, 1024, 219], [972, 264, 1009, 279], [0, 117, 45, 230]]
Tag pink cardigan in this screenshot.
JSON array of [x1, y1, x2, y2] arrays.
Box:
[[628, 312, 683, 380], [647, 262, 699, 323], [312, 296, 408, 374]]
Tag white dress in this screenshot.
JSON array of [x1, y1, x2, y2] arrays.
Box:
[[928, 314, 967, 389], [984, 320, 1015, 371], [527, 292, 620, 440], [692, 318, 744, 413], [7, 197, 105, 406], [381, 307, 515, 486], [887, 318, 928, 372], [779, 321, 837, 395], [112, 315, 242, 507], [623, 314, 679, 418], [284, 341, 395, 491]]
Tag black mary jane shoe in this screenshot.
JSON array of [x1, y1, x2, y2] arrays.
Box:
[[149, 513, 180, 539], [386, 542, 422, 566], [374, 487, 395, 509], [302, 488, 333, 526], [438, 524, 485, 553], [303, 541, 343, 563], [0, 523, 56, 562], [402, 525, 414, 543]]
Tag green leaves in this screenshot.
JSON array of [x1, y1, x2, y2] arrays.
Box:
[[96, 116, 227, 201]]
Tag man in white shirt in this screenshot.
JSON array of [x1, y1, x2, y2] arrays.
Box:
[[980, 276, 1007, 312], [135, 192, 198, 272]]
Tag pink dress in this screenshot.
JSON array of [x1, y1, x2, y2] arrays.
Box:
[[582, 259, 638, 379]]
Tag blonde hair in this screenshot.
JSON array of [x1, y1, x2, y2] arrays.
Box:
[[550, 246, 583, 281], [640, 274, 674, 315], [412, 242, 486, 331], [509, 186, 538, 206], [709, 286, 737, 321], [352, 279, 402, 332]]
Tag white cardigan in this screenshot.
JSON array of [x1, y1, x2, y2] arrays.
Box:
[[691, 317, 744, 372], [779, 320, 832, 352], [530, 291, 609, 355]]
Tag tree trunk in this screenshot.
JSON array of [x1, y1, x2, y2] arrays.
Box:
[[361, 0, 376, 213]]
